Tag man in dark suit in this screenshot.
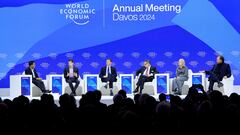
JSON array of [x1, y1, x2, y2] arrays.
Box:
[[64, 59, 80, 96], [25, 61, 51, 93], [134, 60, 158, 94], [205, 55, 231, 93], [99, 59, 117, 96]]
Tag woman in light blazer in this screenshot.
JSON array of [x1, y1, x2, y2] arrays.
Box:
[[172, 59, 189, 95]]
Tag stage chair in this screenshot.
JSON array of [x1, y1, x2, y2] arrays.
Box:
[[182, 70, 193, 95], [10, 75, 32, 97], [135, 75, 155, 95], [169, 70, 193, 95], [32, 80, 48, 97], [99, 76, 120, 95], [63, 76, 84, 96], [206, 75, 234, 96], [22, 72, 48, 97]]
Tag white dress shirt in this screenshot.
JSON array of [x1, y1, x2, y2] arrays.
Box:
[[143, 66, 153, 76], [69, 67, 74, 78], [31, 69, 36, 78]]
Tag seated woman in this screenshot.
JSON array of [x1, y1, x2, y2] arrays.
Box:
[[172, 59, 189, 95]]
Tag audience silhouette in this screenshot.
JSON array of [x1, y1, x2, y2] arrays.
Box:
[[0, 84, 239, 133]]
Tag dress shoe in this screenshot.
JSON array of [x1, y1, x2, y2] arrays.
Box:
[[174, 91, 181, 95], [71, 91, 77, 96], [217, 82, 223, 88], [172, 88, 178, 93], [104, 84, 108, 89], [43, 90, 51, 93], [133, 88, 139, 93]]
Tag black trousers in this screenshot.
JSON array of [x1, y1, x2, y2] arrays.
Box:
[[32, 79, 46, 92], [102, 77, 116, 89], [136, 75, 153, 93], [66, 78, 80, 93], [208, 72, 221, 91]]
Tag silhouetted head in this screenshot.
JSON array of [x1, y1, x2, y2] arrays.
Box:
[[170, 95, 182, 106], [123, 98, 134, 108], [134, 94, 141, 105], [156, 101, 171, 115], [113, 94, 124, 105], [3, 99, 12, 108], [145, 96, 157, 111], [209, 90, 224, 107], [41, 94, 54, 106], [118, 89, 127, 99], [139, 93, 150, 106], [93, 90, 102, 102], [59, 93, 76, 109], [188, 86, 199, 97], [229, 93, 239, 105], [159, 93, 166, 102], [85, 91, 98, 104]]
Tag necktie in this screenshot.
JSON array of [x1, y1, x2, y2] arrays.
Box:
[[108, 66, 111, 75]]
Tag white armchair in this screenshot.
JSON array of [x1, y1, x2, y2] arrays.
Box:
[[99, 77, 120, 95], [182, 70, 193, 95], [63, 76, 84, 96], [206, 75, 234, 96], [135, 75, 155, 95], [22, 71, 48, 97], [169, 70, 193, 95]]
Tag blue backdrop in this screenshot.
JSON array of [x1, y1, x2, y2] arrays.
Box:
[[0, 0, 240, 88]]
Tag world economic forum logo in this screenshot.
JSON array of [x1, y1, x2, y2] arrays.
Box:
[[60, 3, 96, 26]]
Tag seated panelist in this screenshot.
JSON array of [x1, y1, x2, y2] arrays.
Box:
[[64, 59, 80, 96], [204, 55, 231, 93], [172, 59, 189, 95], [134, 60, 158, 94], [99, 59, 117, 96], [25, 61, 51, 93]]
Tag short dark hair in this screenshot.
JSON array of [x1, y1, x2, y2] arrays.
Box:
[[159, 93, 166, 102], [118, 90, 127, 99], [68, 59, 74, 63], [28, 61, 35, 66], [106, 58, 112, 62], [218, 55, 225, 63], [144, 60, 151, 64]]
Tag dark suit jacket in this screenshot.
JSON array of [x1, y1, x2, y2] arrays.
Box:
[[136, 66, 159, 80], [206, 63, 231, 81], [25, 67, 39, 80], [64, 66, 79, 81], [99, 66, 117, 82]]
